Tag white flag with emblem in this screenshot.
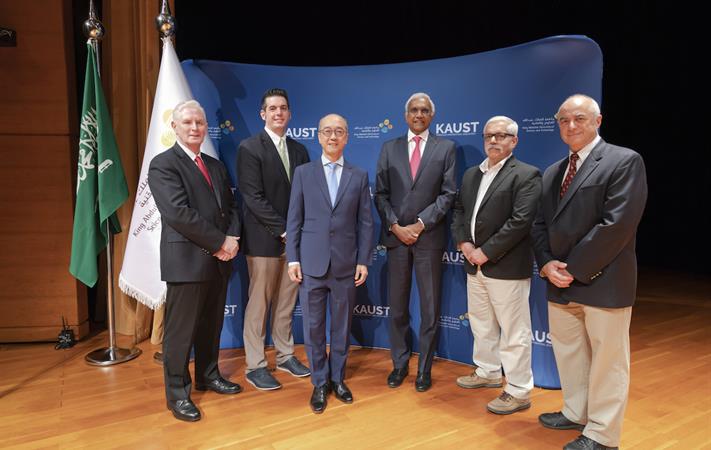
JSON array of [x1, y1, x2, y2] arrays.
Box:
[[119, 37, 217, 309]]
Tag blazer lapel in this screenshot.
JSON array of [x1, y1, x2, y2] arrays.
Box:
[[478, 157, 516, 211], [333, 163, 353, 210], [203, 156, 223, 209], [315, 161, 332, 208], [261, 131, 290, 184], [394, 137, 414, 185], [465, 169, 483, 222], [554, 141, 603, 220], [413, 135, 437, 186]]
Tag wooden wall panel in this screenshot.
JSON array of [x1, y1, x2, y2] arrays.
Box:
[[0, 1, 74, 135], [0, 1, 88, 342]]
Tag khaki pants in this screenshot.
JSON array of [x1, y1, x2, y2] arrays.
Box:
[[549, 301, 632, 447], [243, 255, 299, 371], [467, 271, 533, 399]]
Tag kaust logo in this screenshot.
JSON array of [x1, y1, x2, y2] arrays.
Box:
[[379, 119, 394, 134], [224, 304, 240, 317], [435, 120, 480, 136], [532, 329, 552, 347], [208, 117, 237, 141], [372, 244, 387, 260], [442, 250, 465, 265], [353, 304, 390, 318], [286, 127, 318, 140]]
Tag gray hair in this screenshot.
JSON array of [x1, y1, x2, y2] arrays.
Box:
[[555, 94, 601, 119], [172, 100, 206, 123], [404, 92, 436, 115], [484, 115, 518, 136]]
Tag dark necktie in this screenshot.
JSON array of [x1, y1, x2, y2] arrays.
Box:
[[560, 153, 579, 198], [195, 155, 213, 189]]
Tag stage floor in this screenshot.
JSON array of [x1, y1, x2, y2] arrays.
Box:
[[1, 268, 709, 449]]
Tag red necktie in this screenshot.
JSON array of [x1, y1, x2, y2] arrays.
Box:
[[560, 153, 579, 198], [195, 155, 213, 189], [410, 135, 422, 179]]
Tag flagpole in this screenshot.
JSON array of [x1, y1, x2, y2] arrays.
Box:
[[83, 0, 141, 366]]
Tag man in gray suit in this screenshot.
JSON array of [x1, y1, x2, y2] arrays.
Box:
[[375, 92, 457, 392], [451, 116, 541, 415], [532, 94, 647, 450]]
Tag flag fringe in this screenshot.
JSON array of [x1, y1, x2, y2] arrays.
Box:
[[118, 275, 165, 310]]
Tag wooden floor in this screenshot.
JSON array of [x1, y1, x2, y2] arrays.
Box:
[[1, 269, 709, 449]]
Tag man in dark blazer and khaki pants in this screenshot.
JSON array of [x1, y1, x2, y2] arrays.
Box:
[[149, 100, 243, 422], [375, 92, 457, 392], [451, 116, 541, 415], [533, 95, 647, 450], [237, 88, 311, 391]]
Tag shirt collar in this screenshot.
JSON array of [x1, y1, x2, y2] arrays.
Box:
[[264, 126, 285, 148], [570, 135, 601, 164], [479, 153, 512, 174], [321, 154, 344, 167], [407, 128, 430, 143], [176, 139, 200, 161]]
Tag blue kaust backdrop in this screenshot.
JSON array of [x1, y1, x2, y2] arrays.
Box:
[[181, 36, 602, 389]]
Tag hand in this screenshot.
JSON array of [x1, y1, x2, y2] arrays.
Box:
[[391, 223, 418, 245], [470, 247, 489, 266], [213, 249, 232, 261], [354, 264, 368, 286], [460, 242, 477, 265], [223, 236, 239, 258], [541, 260, 574, 288], [288, 263, 303, 284]]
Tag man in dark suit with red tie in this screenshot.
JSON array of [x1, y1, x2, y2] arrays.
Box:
[[149, 100, 242, 422], [374, 92, 457, 392], [237, 88, 311, 391], [532, 94, 647, 450]]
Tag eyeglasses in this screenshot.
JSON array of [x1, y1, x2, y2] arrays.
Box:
[[407, 107, 432, 116], [483, 133, 514, 142], [319, 128, 347, 138]]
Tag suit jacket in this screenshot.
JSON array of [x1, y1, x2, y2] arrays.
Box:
[[237, 130, 310, 257], [374, 133, 457, 249], [286, 160, 374, 278], [451, 156, 542, 279], [148, 144, 241, 282], [531, 139, 647, 308]]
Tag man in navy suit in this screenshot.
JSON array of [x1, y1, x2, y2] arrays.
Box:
[[237, 88, 311, 391], [149, 100, 242, 422], [286, 113, 374, 414], [374, 92, 457, 392], [532, 95, 647, 450]]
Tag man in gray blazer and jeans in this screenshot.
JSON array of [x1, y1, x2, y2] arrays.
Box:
[[532, 94, 647, 450]]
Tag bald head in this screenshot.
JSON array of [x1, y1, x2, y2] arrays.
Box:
[[318, 113, 349, 162], [556, 94, 603, 152]]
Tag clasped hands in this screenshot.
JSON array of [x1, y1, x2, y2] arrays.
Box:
[[459, 242, 489, 266], [213, 235, 239, 261], [391, 220, 425, 246], [540, 260, 574, 288]]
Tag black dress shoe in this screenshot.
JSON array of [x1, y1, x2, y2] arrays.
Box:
[[310, 384, 329, 414], [564, 435, 618, 450], [415, 372, 432, 392], [167, 399, 201, 422], [538, 411, 585, 431], [195, 377, 243, 395], [387, 368, 409, 388], [332, 381, 353, 403]]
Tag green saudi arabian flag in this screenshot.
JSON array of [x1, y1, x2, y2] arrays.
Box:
[[69, 42, 128, 287]]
